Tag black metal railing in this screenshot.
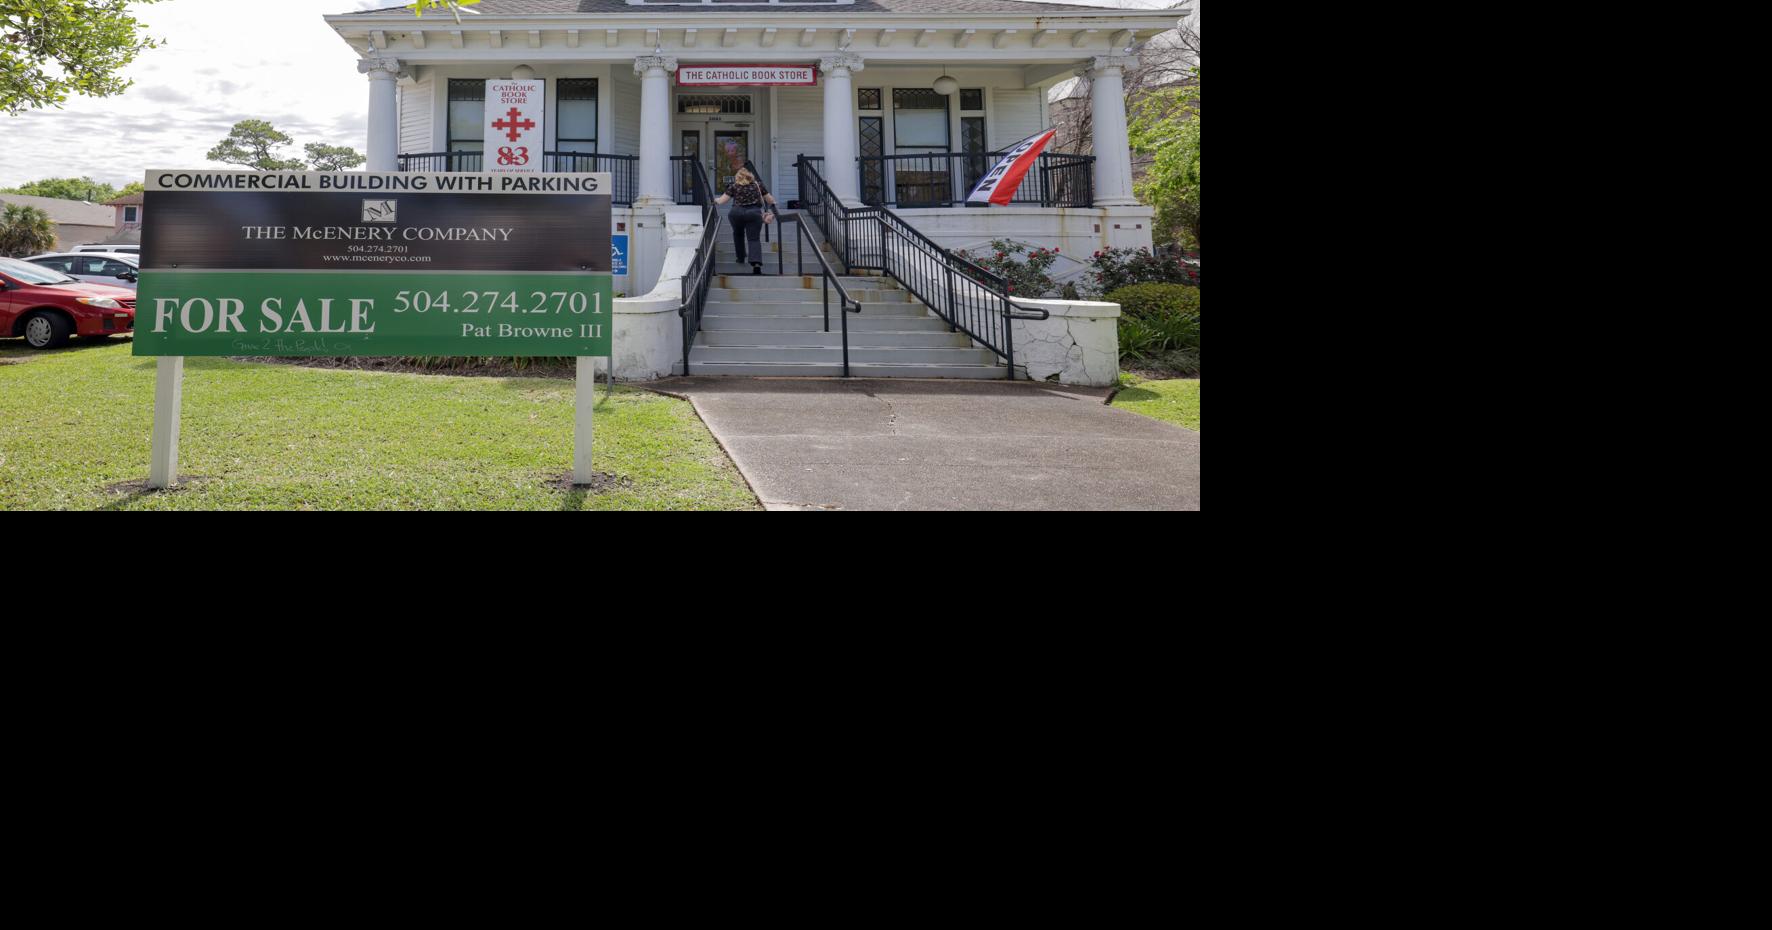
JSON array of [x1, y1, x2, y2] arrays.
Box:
[[396, 151, 638, 204], [783, 213, 862, 377], [855, 152, 1094, 208], [678, 158, 722, 377], [796, 156, 1049, 380]]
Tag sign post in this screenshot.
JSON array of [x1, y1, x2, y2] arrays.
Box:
[[148, 357, 183, 489], [134, 169, 613, 489]]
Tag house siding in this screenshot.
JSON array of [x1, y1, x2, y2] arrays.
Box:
[[775, 86, 823, 202], [400, 78, 433, 155]]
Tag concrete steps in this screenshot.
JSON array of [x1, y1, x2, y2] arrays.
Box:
[[688, 361, 1009, 379], [687, 263, 1005, 380]]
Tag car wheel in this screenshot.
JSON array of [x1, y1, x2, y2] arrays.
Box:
[[22, 312, 72, 350]]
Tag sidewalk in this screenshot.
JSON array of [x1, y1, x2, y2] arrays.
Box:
[[658, 377, 1201, 511]]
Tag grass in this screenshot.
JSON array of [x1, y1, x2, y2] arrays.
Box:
[[1111, 376, 1200, 432], [0, 339, 759, 511]]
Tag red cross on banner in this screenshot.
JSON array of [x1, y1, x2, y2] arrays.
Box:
[[492, 108, 536, 142]]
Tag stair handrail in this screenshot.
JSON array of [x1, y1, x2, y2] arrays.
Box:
[[679, 158, 723, 376], [783, 212, 863, 378], [796, 155, 1047, 380]]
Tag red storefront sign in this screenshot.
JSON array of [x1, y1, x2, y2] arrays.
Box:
[[676, 64, 818, 87]]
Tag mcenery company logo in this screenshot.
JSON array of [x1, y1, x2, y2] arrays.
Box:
[[363, 199, 397, 222]]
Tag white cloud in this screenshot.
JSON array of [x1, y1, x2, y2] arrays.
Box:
[[0, 1, 378, 189]]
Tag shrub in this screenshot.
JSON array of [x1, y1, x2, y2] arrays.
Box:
[[1086, 247, 1195, 295], [1107, 283, 1199, 368], [954, 238, 1059, 298]]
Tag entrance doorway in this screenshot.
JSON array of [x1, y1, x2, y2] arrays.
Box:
[[674, 93, 756, 196]]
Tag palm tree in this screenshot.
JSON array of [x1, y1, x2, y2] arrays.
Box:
[[0, 204, 56, 257]]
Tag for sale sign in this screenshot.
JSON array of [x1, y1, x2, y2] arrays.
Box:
[[484, 79, 545, 173], [131, 170, 612, 357]]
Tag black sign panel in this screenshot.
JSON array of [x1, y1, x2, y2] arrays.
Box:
[[141, 191, 610, 273]]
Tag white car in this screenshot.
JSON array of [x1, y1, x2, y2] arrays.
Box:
[[25, 252, 138, 290], [72, 243, 140, 255]]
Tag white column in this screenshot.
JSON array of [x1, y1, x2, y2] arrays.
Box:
[[818, 53, 865, 203], [359, 57, 404, 171], [1087, 55, 1139, 206], [634, 55, 679, 205]]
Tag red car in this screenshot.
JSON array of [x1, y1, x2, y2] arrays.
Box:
[[0, 256, 137, 349]]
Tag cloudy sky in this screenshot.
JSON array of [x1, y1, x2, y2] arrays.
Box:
[[0, 0, 1187, 191]]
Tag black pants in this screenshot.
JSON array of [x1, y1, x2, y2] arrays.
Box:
[[730, 206, 764, 264]]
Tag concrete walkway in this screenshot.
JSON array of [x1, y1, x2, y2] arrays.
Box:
[[657, 377, 1200, 511]]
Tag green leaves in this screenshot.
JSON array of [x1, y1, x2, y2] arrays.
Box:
[[1, 177, 120, 202], [1128, 67, 1200, 248], [0, 0, 164, 115], [407, 0, 481, 23], [0, 203, 57, 257], [304, 144, 367, 172], [206, 120, 363, 172], [207, 119, 304, 171]]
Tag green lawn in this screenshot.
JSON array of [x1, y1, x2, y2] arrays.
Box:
[[1111, 376, 1201, 432], [0, 339, 759, 511]]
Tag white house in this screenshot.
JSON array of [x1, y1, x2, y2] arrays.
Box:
[[325, 0, 1183, 383]]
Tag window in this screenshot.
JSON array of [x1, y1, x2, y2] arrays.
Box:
[[892, 88, 949, 153], [557, 79, 597, 154], [858, 88, 881, 110], [123, 206, 139, 223], [959, 88, 984, 112], [448, 79, 486, 153], [678, 94, 751, 115]]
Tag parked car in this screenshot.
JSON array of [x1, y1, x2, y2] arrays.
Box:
[[25, 252, 138, 290], [0, 256, 136, 349], [72, 243, 140, 255]]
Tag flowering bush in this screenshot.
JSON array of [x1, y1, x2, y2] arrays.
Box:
[[1084, 247, 1196, 296], [954, 239, 1060, 298]]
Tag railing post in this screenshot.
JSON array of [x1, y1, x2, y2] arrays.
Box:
[[1002, 293, 1016, 381], [945, 260, 956, 334]]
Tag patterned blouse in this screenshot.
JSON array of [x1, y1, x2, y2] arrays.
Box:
[[724, 181, 767, 207]]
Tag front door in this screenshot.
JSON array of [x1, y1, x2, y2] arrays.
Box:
[[712, 130, 748, 190], [673, 92, 756, 199]]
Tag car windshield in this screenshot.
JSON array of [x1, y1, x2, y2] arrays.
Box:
[[0, 257, 78, 285]]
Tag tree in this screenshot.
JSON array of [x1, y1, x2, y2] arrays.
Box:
[[0, 177, 119, 203], [206, 120, 366, 172], [116, 181, 144, 198], [0, 203, 57, 257], [207, 120, 307, 171], [0, 0, 163, 116], [1048, 8, 1199, 217], [408, 0, 481, 22], [1128, 68, 1200, 248], [304, 143, 366, 172]]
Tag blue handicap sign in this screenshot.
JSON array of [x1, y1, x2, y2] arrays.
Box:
[[611, 235, 628, 276]]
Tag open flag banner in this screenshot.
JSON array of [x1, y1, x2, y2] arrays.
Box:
[[965, 129, 1059, 206]]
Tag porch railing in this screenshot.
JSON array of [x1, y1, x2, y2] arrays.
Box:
[[797, 156, 1049, 380], [397, 150, 1093, 210], [853, 152, 1094, 208], [396, 151, 638, 204]]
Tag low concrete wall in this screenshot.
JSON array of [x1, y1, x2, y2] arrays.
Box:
[[1009, 298, 1121, 387], [610, 205, 705, 380]]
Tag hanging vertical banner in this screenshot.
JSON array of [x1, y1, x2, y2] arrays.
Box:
[[965, 129, 1058, 206], [485, 79, 546, 173]]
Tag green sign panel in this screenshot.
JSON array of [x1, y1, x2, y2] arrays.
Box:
[[132, 170, 613, 357]]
